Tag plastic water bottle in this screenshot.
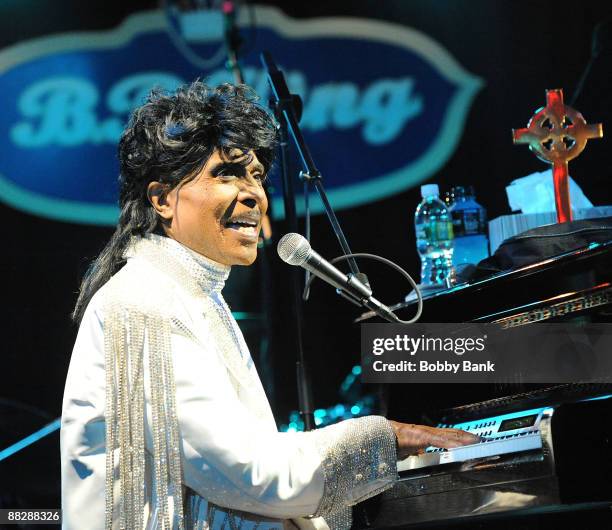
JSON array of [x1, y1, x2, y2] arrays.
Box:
[[415, 184, 455, 286], [447, 186, 489, 267]]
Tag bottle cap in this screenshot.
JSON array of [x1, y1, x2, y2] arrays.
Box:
[[421, 184, 439, 199]]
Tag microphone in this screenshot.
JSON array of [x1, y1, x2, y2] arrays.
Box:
[[277, 233, 399, 323]]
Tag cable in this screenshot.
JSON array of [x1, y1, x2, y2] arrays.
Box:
[[303, 252, 423, 324], [163, 0, 229, 71], [163, 0, 259, 75], [303, 179, 312, 297], [0, 397, 53, 421]]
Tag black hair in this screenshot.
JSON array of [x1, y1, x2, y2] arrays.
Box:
[[72, 81, 278, 323]]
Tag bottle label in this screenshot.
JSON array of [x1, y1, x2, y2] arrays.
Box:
[[437, 220, 454, 241], [417, 220, 454, 242], [452, 208, 485, 236]]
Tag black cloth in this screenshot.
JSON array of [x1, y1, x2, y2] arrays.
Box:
[[473, 217, 612, 278]]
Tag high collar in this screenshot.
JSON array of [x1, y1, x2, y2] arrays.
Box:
[[125, 233, 231, 294]]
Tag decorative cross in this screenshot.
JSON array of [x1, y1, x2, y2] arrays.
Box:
[[512, 89, 603, 223]]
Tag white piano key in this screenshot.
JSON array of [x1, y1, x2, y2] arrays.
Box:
[[397, 431, 542, 472]]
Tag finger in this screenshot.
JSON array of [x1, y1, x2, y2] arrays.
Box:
[[428, 429, 480, 448], [447, 428, 481, 444]]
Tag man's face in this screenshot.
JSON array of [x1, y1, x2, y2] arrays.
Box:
[[160, 148, 268, 266]]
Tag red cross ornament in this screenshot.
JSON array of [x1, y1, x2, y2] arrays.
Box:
[[512, 89, 603, 223]]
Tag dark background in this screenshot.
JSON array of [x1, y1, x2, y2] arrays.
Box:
[[1, 0, 611, 515]]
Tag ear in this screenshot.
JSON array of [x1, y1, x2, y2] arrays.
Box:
[[147, 181, 174, 221]]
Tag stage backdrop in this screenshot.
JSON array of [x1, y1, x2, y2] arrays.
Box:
[[0, 6, 481, 223]]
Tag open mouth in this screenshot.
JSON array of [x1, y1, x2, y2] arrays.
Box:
[[224, 218, 260, 238]]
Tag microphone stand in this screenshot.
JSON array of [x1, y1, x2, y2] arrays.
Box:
[[260, 51, 364, 431], [261, 51, 362, 275]]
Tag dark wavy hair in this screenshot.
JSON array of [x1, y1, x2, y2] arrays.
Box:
[[72, 81, 278, 323]]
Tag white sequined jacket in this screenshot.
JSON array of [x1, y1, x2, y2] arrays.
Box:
[[61, 234, 397, 530]]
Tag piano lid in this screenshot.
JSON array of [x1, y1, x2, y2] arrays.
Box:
[[357, 240, 612, 324]]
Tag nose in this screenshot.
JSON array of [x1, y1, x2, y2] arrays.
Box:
[[241, 197, 257, 209], [237, 179, 267, 211]]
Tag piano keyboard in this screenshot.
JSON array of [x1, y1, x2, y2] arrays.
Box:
[[398, 407, 551, 472]]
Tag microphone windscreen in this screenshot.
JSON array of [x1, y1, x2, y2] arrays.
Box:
[[277, 233, 311, 266]]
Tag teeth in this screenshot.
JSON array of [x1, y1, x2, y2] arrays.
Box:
[[226, 222, 257, 235], [227, 220, 257, 227]]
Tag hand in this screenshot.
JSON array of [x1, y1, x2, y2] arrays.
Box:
[[389, 420, 481, 460]]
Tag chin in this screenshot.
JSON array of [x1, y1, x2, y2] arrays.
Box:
[[232, 250, 258, 266]]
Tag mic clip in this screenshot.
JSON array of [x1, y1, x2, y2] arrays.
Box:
[[299, 170, 321, 182], [334, 272, 373, 307], [335, 288, 363, 308]]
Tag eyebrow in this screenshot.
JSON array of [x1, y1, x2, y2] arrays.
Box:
[[210, 160, 265, 177]]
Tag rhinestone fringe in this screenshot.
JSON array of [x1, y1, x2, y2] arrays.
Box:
[[104, 297, 185, 529]]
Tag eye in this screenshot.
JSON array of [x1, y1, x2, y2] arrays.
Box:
[[213, 163, 246, 181], [217, 171, 237, 181], [215, 168, 240, 181]]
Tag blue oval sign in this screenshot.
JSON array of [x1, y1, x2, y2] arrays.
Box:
[[0, 7, 482, 224]]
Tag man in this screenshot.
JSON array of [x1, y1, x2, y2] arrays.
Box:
[[61, 81, 478, 530]]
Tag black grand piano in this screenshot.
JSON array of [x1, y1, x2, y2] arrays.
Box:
[[353, 238, 612, 529]]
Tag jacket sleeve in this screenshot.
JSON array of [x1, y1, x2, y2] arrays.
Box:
[[149, 326, 398, 520]]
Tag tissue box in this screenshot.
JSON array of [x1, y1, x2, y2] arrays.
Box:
[[506, 171, 592, 214], [489, 207, 612, 254]]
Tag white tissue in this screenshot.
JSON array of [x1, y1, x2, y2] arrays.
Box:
[[506, 170, 593, 214]]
